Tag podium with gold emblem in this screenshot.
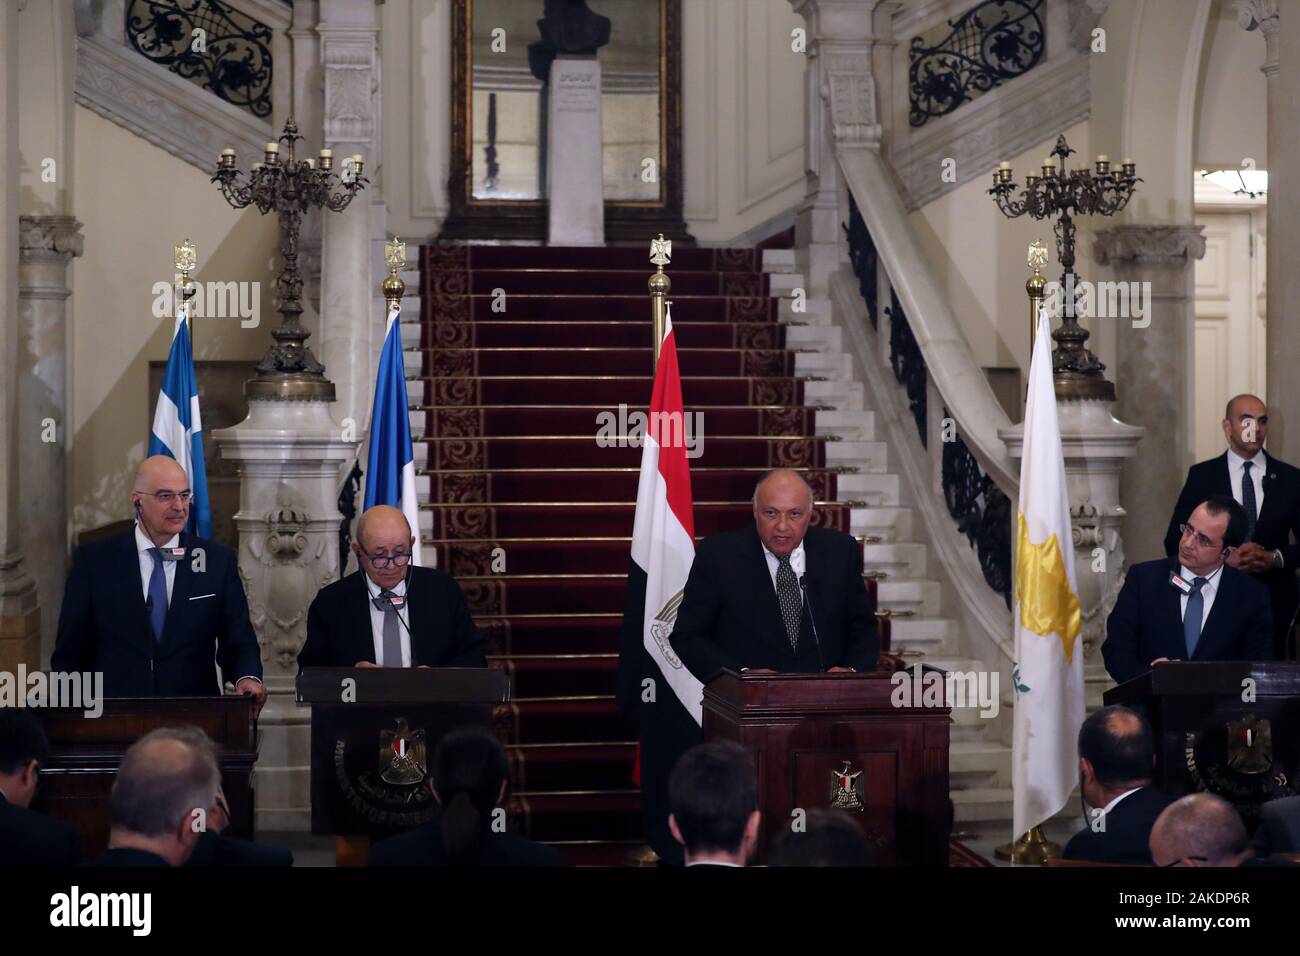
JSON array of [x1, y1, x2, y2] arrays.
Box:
[[1104, 661, 1300, 828], [297, 667, 509, 863], [702, 669, 952, 865]]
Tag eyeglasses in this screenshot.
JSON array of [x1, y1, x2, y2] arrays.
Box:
[[364, 551, 412, 569], [137, 490, 193, 505], [1179, 523, 1221, 551]]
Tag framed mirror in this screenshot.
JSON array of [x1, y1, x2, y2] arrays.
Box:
[[440, 0, 691, 243]]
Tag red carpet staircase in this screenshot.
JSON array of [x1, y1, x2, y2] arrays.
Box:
[[411, 242, 878, 865]]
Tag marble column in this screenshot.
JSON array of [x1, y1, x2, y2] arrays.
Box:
[[317, 0, 383, 439], [17, 216, 83, 663], [0, 1, 43, 674], [212, 403, 356, 832], [1239, 1, 1296, 454], [1003, 402, 1145, 703], [789, 0, 884, 298], [1094, 224, 1206, 564]]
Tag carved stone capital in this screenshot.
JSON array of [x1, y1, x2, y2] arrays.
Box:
[[1093, 224, 1207, 267], [321, 35, 377, 146], [18, 216, 85, 260], [1238, 0, 1280, 76], [821, 50, 881, 149]]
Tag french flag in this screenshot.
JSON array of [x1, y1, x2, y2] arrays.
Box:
[[363, 301, 424, 566], [148, 303, 212, 538], [617, 305, 702, 861]]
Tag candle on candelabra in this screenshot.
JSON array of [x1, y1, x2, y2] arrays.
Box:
[[319, 148, 333, 171], [219, 148, 235, 168], [305, 158, 315, 170], [265, 142, 280, 163]]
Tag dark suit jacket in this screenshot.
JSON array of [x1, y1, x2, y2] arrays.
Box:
[[1063, 786, 1172, 865], [368, 817, 563, 867], [0, 792, 81, 866], [1164, 451, 1300, 654], [85, 847, 169, 867], [1254, 795, 1300, 855], [1102, 558, 1273, 685], [184, 829, 294, 867], [669, 525, 879, 680], [298, 567, 487, 669], [52, 531, 262, 697]]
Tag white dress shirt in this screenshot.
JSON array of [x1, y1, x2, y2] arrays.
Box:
[[366, 574, 412, 667], [1100, 786, 1142, 820], [1178, 562, 1223, 633], [1226, 448, 1267, 513], [135, 524, 179, 604]]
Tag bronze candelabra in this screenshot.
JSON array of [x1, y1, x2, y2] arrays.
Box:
[[989, 134, 1141, 401], [212, 117, 368, 401]]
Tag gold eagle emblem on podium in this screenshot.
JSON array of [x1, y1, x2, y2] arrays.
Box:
[[378, 718, 428, 786]]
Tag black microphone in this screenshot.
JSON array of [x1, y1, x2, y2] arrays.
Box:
[[798, 575, 826, 673]]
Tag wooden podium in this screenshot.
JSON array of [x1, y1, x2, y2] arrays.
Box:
[[297, 667, 509, 862], [703, 669, 951, 866], [1104, 661, 1300, 825], [32, 696, 257, 859]]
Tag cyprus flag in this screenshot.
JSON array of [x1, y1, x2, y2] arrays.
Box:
[[1011, 308, 1084, 841]]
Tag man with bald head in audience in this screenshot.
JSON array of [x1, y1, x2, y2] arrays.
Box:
[[1149, 793, 1258, 868], [53, 455, 265, 712], [669, 468, 879, 679], [88, 726, 222, 867], [299, 504, 487, 669], [1165, 394, 1300, 659]]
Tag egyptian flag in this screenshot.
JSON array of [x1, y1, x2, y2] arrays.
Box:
[[617, 304, 704, 864]]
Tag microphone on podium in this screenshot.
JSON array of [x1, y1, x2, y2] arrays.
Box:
[[792, 548, 826, 673]]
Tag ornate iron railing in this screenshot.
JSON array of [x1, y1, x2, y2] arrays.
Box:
[[127, 0, 274, 118], [941, 413, 1013, 607], [909, 0, 1044, 128], [886, 289, 927, 448], [337, 459, 363, 579], [844, 194, 879, 329], [845, 206, 1012, 607]]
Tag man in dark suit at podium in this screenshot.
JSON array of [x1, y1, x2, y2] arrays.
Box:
[[669, 469, 878, 679], [52, 456, 265, 712], [0, 710, 81, 866], [1064, 706, 1171, 865], [1164, 395, 1300, 659], [1104, 496, 1272, 685], [299, 505, 487, 669]]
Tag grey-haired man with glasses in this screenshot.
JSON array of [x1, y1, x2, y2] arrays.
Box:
[[53, 456, 265, 710], [298, 505, 486, 669]]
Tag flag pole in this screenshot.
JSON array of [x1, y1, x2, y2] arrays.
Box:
[[648, 234, 672, 369], [175, 237, 197, 331]]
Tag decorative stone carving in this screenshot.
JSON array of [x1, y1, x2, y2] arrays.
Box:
[[1238, 0, 1279, 76], [322, 38, 375, 145], [1093, 223, 1208, 266], [823, 52, 882, 149], [18, 216, 84, 260]]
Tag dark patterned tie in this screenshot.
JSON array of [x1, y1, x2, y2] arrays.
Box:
[[1184, 577, 1207, 658], [1241, 460, 1257, 542], [776, 554, 801, 651]]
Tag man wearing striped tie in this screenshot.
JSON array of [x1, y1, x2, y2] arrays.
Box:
[[298, 505, 486, 670], [1163, 394, 1300, 660], [53, 456, 265, 712]]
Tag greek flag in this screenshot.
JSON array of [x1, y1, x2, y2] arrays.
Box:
[[148, 303, 212, 538], [363, 302, 423, 566]]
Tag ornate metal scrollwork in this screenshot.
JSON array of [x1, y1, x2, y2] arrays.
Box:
[[942, 419, 1013, 607], [844, 194, 879, 329], [127, 0, 273, 118], [909, 0, 1044, 127], [886, 290, 927, 448]]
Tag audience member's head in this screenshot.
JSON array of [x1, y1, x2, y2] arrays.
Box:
[[430, 726, 510, 866], [668, 742, 760, 866], [1077, 705, 1154, 809], [0, 709, 50, 809], [162, 724, 229, 834], [769, 809, 872, 867], [108, 726, 222, 866], [1149, 793, 1253, 867]]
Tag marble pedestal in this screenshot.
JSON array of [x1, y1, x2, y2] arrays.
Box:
[[547, 56, 604, 246], [1001, 398, 1145, 708], [213, 398, 356, 832]]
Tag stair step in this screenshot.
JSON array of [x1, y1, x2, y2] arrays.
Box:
[[863, 540, 926, 576], [413, 320, 789, 350], [408, 376, 806, 406]]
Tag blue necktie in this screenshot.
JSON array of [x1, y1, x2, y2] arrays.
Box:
[[147, 548, 169, 642], [1183, 576, 1207, 658], [1241, 460, 1257, 541]]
